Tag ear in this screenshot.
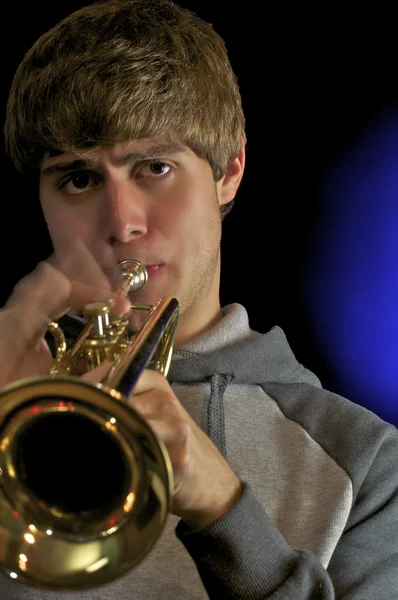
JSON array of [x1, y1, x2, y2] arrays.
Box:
[[218, 141, 246, 206]]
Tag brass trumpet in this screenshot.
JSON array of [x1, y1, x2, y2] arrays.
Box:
[[0, 259, 179, 591]]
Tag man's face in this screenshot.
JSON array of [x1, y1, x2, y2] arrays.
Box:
[[39, 138, 243, 344]]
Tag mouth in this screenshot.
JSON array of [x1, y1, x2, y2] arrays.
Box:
[[144, 264, 164, 279]]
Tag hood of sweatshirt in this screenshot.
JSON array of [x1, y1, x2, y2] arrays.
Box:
[[169, 303, 321, 388]]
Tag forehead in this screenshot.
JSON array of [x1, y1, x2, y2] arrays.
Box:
[[40, 138, 191, 172]]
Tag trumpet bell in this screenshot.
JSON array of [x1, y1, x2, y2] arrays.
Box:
[[0, 260, 179, 590], [0, 377, 172, 590]]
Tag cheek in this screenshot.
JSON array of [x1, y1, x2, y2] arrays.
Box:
[[164, 178, 217, 226], [156, 202, 202, 246], [41, 201, 93, 247], [41, 202, 63, 237]]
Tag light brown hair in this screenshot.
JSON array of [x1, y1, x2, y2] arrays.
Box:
[[4, 0, 246, 217]]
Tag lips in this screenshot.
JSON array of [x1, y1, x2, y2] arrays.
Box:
[[145, 264, 164, 279]]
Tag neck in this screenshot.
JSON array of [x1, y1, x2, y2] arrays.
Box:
[[175, 305, 223, 348]]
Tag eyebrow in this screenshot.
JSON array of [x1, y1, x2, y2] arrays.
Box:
[[40, 144, 189, 177]]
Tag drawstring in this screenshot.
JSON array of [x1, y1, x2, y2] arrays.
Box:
[[204, 373, 232, 458]]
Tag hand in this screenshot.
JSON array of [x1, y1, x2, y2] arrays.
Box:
[[128, 369, 243, 529], [0, 243, 130, 388]]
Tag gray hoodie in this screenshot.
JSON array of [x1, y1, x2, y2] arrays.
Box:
[[1, 303, 397, 599]]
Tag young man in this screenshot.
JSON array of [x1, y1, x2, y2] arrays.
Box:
[[1, 1, 397, 598]]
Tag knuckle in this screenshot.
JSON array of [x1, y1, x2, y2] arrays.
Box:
[[173, 420, 191, 442]]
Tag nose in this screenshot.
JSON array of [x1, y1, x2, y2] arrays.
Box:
[[103, 180, 148, 244]]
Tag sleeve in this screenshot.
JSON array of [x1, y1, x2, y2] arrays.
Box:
[[175, 427, 398, 599]]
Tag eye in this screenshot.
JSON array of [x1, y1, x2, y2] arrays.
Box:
[[58, 171, 98, 194], [138, 161, 172, 178], [150, 161, 170, 175]]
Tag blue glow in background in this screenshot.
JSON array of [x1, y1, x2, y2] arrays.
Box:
[[302, 111, 398, 426]]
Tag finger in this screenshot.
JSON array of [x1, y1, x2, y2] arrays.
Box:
[[140, 416, 190, 448], [4, 261, 71, 321], [47, 242, 131, 315], [81, 362, 113, 383], [146, 417, 189, 490], [0, 263, 69, 385], [47, 240, 113, 299], [3, 261, 113, 323], [107, 293, 132, 318], [10, 340, 54, 381], [126, 370, 193, 433], [130, 368, 171, 395], [127, 370, 177, 413], [49, 238, 118, 287], [90, 240, 121, 289]]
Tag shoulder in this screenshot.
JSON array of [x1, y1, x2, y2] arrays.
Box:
[[261, 380, 398, 495]]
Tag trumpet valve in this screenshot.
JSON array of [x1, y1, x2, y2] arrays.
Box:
[[83, 302, 111, 337]]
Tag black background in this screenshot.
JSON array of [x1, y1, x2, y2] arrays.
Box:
[[1, 2, 397, 422]]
